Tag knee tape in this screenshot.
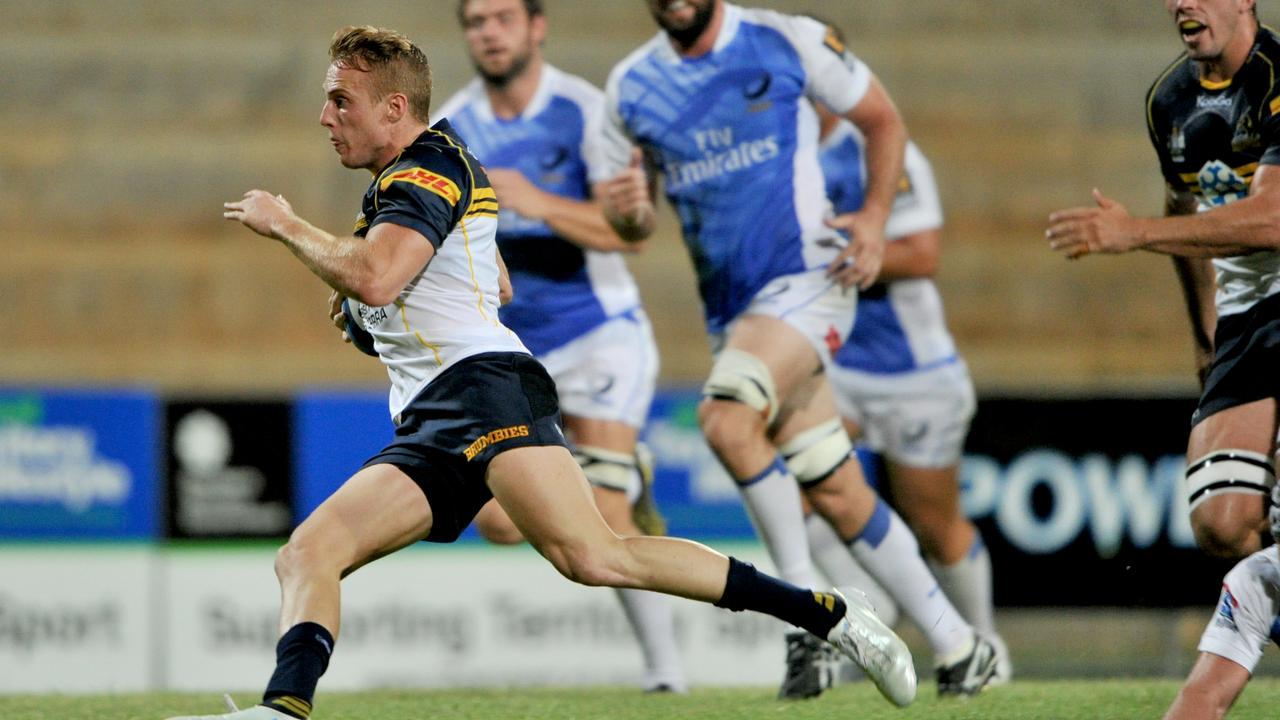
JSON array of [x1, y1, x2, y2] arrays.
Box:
[[702, 348, 779, 424], [1272, 484, 1280, 544], [1185, 450, 1276, 512], [575, 445, 640, 497], [778, 418, 854, 486]]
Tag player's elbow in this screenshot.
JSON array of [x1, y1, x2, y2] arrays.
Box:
[[347, 274, 403, 308]]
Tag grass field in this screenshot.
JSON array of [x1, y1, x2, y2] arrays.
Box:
[[5, 681, 1280, 720]]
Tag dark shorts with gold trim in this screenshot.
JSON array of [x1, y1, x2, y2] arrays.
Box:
[[362, 351, 566, 542], [1194, 292, 1280, 427]]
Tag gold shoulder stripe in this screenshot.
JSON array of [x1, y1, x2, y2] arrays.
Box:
[[381, 167, 462, 206], [472, 187, 497, 201], [823, 26, 845, 55], [354, 216, 368, 233]]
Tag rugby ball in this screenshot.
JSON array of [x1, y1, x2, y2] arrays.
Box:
[[341, 298, 379, 357]]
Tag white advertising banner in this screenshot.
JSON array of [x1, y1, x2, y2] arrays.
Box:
[[0, 546, 155, 692], [164, 542, 786, 691]]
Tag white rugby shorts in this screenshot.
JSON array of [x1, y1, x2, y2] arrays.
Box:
[[829, 359, 975, 468], [538, 309, 659, 428]]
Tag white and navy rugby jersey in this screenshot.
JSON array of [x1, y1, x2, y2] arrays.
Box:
[[595, 4, 871, 334], [349, 119, 527, 418], [1147, 28, 1280, 316], [821, 121, 959, 375], [436, 65, 642, 356], [1198, 548, 1280, 672]]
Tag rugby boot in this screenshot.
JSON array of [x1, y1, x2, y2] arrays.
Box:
[[936, 633, 1000, 697], [777, 630, 835, 699], [165, 694, 299, 720], [825, 588, 917, 707]]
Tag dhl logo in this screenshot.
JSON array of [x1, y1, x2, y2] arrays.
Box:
[[381, 167, 462, 206], [463, 424, 530, 461]]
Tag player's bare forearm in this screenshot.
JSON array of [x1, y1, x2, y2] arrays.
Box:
[[270, 216, 380, 300], [595, 152, 656, 244], [542, 194, 640, 253], [845, 77, 906, 224], [1162, 653, 1249, 720], [225, 189, 387, 300], [877, 227, 940, 281], [1165, 188, 1217, 385], [1139, 166, 1280, 256]]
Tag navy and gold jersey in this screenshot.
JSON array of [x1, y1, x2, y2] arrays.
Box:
[[1147, 26, 1280, 315], [348, 119, 527, 418]]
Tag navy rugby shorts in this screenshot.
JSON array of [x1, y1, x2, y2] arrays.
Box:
[[1194, 292, 1280, 427], [362, 351, 567, 542]]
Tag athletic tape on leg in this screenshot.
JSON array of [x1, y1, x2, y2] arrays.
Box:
[[778, 418, 853, 486], [575, 445, 639, 495], [702, 348, 780, 424], [1185, 450, 1276, 511]]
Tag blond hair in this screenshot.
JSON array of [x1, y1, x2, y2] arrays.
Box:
[[329, 26, 433, 122]]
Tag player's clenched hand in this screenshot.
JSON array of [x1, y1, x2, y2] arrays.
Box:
[[223, 189, 295, 239], [825, 211, 886, 290], [327, 290, 353, 345], [600, 148, 654, 238], [487, 168, 546, 220], [1047, 189, 1138, 259]]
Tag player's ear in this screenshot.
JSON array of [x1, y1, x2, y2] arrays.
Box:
[[386, 92, 409, 123], [530, 13, 548, 47]]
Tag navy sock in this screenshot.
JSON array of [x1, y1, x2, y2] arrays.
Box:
[[262, 622, 334, 719], [715, 557, 846, 638]]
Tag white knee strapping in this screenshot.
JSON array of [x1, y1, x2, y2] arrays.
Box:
[[701, 348, 779, 424], [1271, 483, 1280, 543], [575, 446, 640, 497], [1185, 450, 1276, 511], [778, 418, 853, 486]]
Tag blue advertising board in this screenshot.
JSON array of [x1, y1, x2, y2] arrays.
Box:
[[0, 389, 160, 539]]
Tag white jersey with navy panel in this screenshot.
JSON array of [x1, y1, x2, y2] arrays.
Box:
[[820, 122, 960, 376], [436, 65, 643, 356], [595, 4, 870, 335], [1198, 548, 1280, 672], [348, 119, 527, 418]]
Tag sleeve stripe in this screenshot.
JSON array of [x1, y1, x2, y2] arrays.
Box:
[[380, 167, 462, 206]]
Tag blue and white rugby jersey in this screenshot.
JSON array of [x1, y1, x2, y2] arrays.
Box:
[[821, 121, 960, 375], [1197, 548, 1280, 673], [595, 4, 871, 334], [436, 65, 642, 356]]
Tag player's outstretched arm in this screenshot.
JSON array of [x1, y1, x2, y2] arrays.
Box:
[[487, 168, 641, 253], [1162, 652, 1250, 720], [1165, 187, 1217, 387], [598, 148, 656, 244], [1049, 165, 1280, 259], [876, 227, 940, 282], [223, 189, 436, 306], [827, 77, 907, 290]]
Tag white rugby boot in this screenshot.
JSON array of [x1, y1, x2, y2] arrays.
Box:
[[165, 694, 298, 720], [825, 588, 917, 707]]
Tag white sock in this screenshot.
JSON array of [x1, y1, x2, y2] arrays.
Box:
[[928, 533, 996, 636], [615, 588, 687, 692], [737, 456, 817, 586], [848, 499, 973, 662], [804, 512, 899, 627]]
